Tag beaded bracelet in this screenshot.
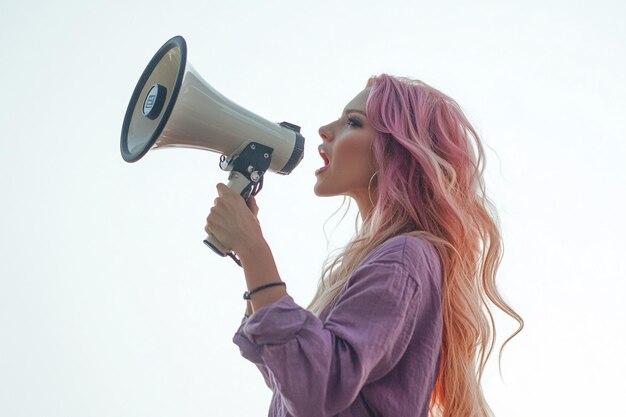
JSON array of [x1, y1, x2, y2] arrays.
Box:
[[243, 282, 286, 300]]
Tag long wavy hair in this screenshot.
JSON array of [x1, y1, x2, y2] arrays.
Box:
[[307, 74, 523, 416]]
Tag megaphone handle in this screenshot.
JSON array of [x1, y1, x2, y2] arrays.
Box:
[[204, 171, 254, 258]]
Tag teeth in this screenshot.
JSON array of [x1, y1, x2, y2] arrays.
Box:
[[319, 150, 330, 166]]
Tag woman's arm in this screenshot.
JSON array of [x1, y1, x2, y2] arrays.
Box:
[[206, 184, 288, 313], [237, 238, 286, 390], [237, 237, 288, 314], [234, 258, 426, 417]]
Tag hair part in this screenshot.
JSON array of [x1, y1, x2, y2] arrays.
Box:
[[307, 74, 523, 417]]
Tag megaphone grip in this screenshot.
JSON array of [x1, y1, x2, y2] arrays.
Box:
[[204, 234, 231, 256], [203, 171, 254, 257]]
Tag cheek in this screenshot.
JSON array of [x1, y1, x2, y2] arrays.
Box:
[[327, 135, 375, 189], [336, 135, 374, 172]]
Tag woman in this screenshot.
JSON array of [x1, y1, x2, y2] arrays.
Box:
[[205, 74, 523, 417]]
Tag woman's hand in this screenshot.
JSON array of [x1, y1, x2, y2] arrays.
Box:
[[205, 183, 263, 254], [207, 183, 286, 313]]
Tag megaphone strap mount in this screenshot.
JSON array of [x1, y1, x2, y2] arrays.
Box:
[[203, 238, 243, 267], [227, 252, 243, 267]]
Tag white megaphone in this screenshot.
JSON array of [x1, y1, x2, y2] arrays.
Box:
[[120, 35, 305, 263]]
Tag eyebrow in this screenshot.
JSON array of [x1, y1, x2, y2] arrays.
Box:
[[343, 108, 367, 116]]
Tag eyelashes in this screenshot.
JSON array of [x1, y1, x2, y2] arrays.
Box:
[[347, 116, 363, 127], [333, 112, 364, 128]]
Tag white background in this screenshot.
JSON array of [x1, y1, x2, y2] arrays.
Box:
[[1, 0, 625, 416]]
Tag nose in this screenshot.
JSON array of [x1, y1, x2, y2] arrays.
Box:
[[318, 123, 333, 142]]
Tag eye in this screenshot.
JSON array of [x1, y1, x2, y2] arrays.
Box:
[[347, 116, 362, 127]]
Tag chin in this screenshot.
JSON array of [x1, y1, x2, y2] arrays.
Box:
[[313, 182, 334, 197], [313, 184, 325, 197]]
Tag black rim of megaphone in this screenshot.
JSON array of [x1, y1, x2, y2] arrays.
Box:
[[120, 35, 187, 162]]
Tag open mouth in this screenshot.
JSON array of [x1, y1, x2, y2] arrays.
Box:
[[316, 149, 330, 175], [320, 150, 330, 167]]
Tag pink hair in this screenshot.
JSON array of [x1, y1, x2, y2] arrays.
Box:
[[308, 74, 523, 417]]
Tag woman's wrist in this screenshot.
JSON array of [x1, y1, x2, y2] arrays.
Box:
[[236, 236, 286, 313], [234, 232, 268, 261]]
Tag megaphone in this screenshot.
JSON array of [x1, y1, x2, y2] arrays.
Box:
[[120, 36, 305, 262]]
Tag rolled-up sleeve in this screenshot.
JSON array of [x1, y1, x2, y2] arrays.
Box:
[[233, 260, 421, 417]]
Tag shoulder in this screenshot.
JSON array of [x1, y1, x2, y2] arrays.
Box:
[[360, 235, 442, 285], [323, 235, 442, 321], [363, 235, 439, 269]]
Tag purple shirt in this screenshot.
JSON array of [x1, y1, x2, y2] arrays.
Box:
[[233, 236, 443, 417]]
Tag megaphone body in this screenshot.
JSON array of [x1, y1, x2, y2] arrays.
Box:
[[120, 36, 305, 259]]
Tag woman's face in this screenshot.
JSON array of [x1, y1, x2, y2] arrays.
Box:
[[314, 87, 377, 205]]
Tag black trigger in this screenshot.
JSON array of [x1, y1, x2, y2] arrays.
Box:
[[252, 175, 264, 196], [241, 184, 254, 199]]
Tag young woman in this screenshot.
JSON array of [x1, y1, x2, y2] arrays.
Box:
[[205, 74, 523, 417]]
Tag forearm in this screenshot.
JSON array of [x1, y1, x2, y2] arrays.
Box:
[[237, 237, 287, 313]]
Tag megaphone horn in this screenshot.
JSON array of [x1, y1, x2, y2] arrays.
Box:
[[120, 36, 305, 262]]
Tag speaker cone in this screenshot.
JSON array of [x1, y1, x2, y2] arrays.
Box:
[[120, 36, 187, 162]]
